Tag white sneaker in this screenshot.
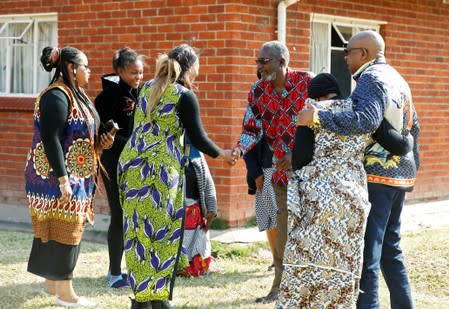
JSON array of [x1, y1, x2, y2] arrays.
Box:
[[40, 288, 54, 297], [55, 297, 96, 307]]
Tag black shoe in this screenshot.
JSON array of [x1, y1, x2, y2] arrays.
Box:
[[151, 300, 172, 309], [130, 298, 152, 309]]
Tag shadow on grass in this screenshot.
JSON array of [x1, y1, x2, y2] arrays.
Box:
[[174, 300, 272, 309], [176, 268, 270, 289], [0, 276, 131, 309]]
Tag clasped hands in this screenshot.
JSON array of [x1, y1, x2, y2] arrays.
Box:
[[221, 147, 242, 166], [222, 147, 292, 171]]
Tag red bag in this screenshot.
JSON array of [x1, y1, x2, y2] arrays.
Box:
[[184, 203, 203, 229]]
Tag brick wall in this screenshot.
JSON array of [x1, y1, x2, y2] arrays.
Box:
[[1, 0, 448, 226]]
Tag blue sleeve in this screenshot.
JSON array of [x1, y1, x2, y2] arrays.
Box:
[[318, 74, 386, 135]]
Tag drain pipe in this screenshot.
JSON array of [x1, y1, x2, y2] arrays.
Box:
[[277, 0, 299, 44]]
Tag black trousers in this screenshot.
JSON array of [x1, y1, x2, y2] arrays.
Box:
[[100, 151, 124, 276]]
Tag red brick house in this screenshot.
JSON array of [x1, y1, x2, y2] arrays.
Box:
[[1, 0, 448, 227]]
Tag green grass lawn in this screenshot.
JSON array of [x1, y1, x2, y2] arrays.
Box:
[[1, 227, 448, 308]]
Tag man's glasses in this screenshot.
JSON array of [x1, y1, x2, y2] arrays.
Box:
[[343, 47, 364, 56], [255, 58, 272, 65]]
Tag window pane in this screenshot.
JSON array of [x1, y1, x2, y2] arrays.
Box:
[[0, 17, 56, 94], [310, 22, 328, 73], [12, 45, 33, 93], [0, 37, 6, 92], [311, 17, 381, 96], [334, 24, 353, 44], [331, 26, 343, 47], [11, 23, 33, 93], [37, 21, 57, 91], [0, 21, 32, 39], [331, 49, 351, 98]]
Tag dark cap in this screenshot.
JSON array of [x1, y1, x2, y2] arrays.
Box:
[[307, 73, 341, 100]]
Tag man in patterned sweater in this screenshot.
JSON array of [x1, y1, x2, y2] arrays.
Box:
[[297, 30, 420, 309], [233, 40, 313, 303]]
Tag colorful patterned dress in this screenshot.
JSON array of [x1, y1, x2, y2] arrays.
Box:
[[275, 99, 371, 309], [25, 81, 97, 246], [118, 82, 191, 302]]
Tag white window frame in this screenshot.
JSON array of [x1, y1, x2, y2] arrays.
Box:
[[0, 13, 57, 96], [309, 13, 386, 93], [0, 20, 34, 40]]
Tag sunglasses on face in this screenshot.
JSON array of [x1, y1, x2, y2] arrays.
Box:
[[255, 57, 273, 65]]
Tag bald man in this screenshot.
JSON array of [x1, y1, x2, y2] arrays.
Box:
[[297, 31, 420, 309]]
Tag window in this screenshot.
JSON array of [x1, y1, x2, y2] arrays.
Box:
[[310, 14, 386, 97], [0, 13, 57, 95]]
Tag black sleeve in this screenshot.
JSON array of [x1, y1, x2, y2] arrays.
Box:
[[292, 126, 315, 171], [39, 89, 69, 177], [177, 90, 221, 158], [184, 163, 200, 200], [372, 119, 413, 156], [95, 90, 128, 152], [95, 90, 115, 126]]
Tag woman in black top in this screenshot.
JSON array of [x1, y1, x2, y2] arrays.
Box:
[[25, 46, 113, 307], [95, 47, 144, 288]]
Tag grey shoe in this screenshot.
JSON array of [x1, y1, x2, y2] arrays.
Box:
[[151, 300, 172, 309]]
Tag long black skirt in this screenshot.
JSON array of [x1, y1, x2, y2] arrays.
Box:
[[27, 238, 81, 280]]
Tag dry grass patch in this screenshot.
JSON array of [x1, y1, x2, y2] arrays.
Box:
[[0, 227, 448, 308]]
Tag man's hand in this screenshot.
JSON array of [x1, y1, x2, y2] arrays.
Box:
[[276, 152, 292, 172], [297, 102, 317, 127], [229, 146, 242, 166], [255, 174, 264, 192]]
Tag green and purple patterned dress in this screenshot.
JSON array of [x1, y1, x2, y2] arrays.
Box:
[[118, 81, 189, 302]]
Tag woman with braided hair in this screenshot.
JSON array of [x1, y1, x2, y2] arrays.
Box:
[[25, 46, 113, 307]]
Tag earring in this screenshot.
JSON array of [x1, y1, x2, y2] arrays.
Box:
[[73, 69, 77, 81]]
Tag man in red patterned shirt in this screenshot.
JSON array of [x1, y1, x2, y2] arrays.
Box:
[[233, 41, 313, 303]]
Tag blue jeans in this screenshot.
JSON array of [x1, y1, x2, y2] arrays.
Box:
[[357, 183, 414, 309]]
